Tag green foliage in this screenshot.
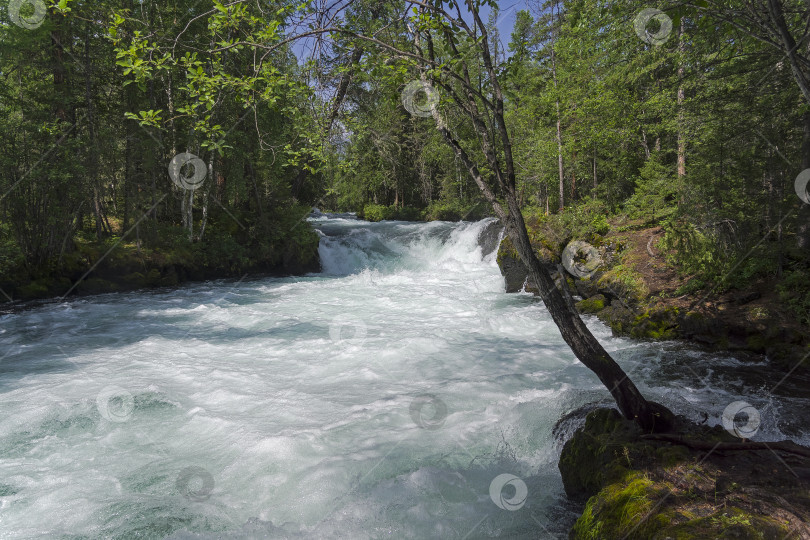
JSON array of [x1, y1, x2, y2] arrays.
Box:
[[624, 155, 677, 224], [423, 199, 489, 222], [0, 223, 24, 281], [360, 204, 424, 222], [659, 222, 727, 282], [674, 278, 706, 296], [361, 204, 389, 222], [777, 270, 810, 326], [541, 198, 610, 245]]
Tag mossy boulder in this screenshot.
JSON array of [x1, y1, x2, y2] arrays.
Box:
[[496, 235, 558, 293], [576, 294, 608, 314], [560, 407, 807, 539], [574, 274, 604, 299], [629, 306, 680, 340], [559, 408, 640, 500], [595, 303, 635, 335]]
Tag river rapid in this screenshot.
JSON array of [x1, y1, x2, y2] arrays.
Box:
[[0, 213, 807, 539]]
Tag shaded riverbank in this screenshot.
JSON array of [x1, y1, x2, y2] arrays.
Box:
[[496, 220, 810, 373], [0, 219, 320, 306]]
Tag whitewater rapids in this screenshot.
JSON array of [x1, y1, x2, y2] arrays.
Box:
[[0, 213, 806, 539]]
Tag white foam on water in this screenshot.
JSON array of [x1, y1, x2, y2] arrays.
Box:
[[0, 216, 807, 539]]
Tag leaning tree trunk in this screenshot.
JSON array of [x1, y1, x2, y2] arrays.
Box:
[[798, 111, 810, 253], [420, 1, 674, 433], [505, 200, 673, 432]]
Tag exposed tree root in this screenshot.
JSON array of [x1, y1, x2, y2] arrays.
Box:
[[641, 433, 810, 458]]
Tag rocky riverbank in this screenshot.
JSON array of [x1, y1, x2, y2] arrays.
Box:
[[495, 224, 810, 372], [0, 224, 320, 306], [493, 219, 810, 538]]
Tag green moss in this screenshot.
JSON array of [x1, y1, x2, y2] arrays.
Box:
[[496, 236, 517, 268], [630, 307, 680, 340], [597, 264, 649, 303], [562, 409, 796, 539], [656, 445, 690, 467], [570, 468, 791, 539], [571, 472, 666, 539], [559, 408, 642, 498], [576, 294, 607, 314], [746, 334, 769, 353], [663, 507, 790, 539]]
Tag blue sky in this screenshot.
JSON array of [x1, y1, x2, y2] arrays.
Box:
[[476, 0, 530, 48], [292, 0, 531, 63]]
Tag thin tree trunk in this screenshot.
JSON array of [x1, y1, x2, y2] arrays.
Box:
[[640, 130, 651, 160], [550, 1, 564, 211], [677, 18, 686, 181], [766, 0, 810, 103], [798, 111, 810, 252], [123, 130, 131, 231], [571, 142, 577, 202], [198, 158, 212, 241]]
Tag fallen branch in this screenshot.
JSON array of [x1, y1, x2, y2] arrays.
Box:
[[641, 434, 810, 458]]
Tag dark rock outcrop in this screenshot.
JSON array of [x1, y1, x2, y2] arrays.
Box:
[[559, 408, 809, 539], [477, 219, 504, 258]]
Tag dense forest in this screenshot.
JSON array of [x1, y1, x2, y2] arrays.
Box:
[[1, 0, 809, 324]]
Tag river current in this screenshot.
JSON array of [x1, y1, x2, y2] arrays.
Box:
[[0, 213, 807, 538]]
